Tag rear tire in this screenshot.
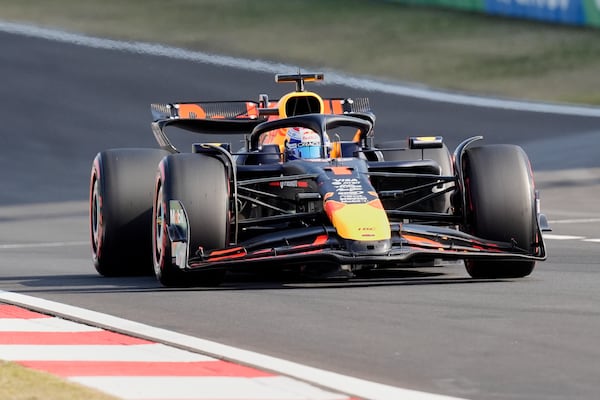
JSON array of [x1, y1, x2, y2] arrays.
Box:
[[90, 148, 170, 276], [153, 153, 229, 287], [462, 145, 537, 278]]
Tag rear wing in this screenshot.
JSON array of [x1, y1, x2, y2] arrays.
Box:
[[151, 101, 264, 132], [151, 98, 372, 153]]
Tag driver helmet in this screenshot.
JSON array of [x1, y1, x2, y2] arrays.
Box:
[[285, 127, 330, 160]]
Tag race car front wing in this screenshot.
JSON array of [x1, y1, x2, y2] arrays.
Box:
[[168, 201, 547, 272]]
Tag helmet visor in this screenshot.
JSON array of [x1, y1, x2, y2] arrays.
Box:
[[297, 145, 322, 159]]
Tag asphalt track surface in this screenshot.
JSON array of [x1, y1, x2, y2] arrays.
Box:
[[0, 30, 599, 400]]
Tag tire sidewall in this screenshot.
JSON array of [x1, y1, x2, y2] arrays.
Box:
[[152, 153, 229, 287], [89, 148, 170, 277], [463, 144, 537, 278], [90, 155, 105, 269]]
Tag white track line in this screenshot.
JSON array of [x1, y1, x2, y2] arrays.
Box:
[[0, 343, 213, 362], [543, 234, 587, 240], [0, 241, 88, 249], [547, 218, 600, 224], [1, 20, 600, 117], [72, 376, 351, 400], [0, 317, 100, 332], [0, 291, 465, 400], [543, 234, 600, 242]]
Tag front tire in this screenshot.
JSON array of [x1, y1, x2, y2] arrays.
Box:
[[462, 145, 537, 278], [153, 153, 230, 287]]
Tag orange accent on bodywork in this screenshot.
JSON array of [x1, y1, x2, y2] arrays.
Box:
[[252, 249, 272, 255], [324, 199, 390, 241], [288, 234, 330, 251], [208, 253, 247, 262], [178, 104, 206, 119], [209, 247, 244, 256], [259, 128, 289, 153], [207, 248, 248, 262], [324, 200, 345, 215], [329, 166, 353, 175], [245, 102, 259, 118], [403, 235, 441, 247], [312, 234, 329, 246], [323, 99, 344, 115], [330, 142, 342, 159]]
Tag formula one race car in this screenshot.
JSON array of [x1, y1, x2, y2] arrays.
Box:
[[90, 73, 549, 287]]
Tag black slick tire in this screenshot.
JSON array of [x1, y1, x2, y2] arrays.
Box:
[[90, 148, 170, 276], [462, 145, 537, 279], [153, 153, 229, 287]]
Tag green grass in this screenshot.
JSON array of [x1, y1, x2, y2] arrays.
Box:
[[1, 0, 600, 104], [0, 361, 119, 400]]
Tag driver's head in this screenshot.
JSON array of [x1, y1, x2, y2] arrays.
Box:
[[285, 127, 329, 160]]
